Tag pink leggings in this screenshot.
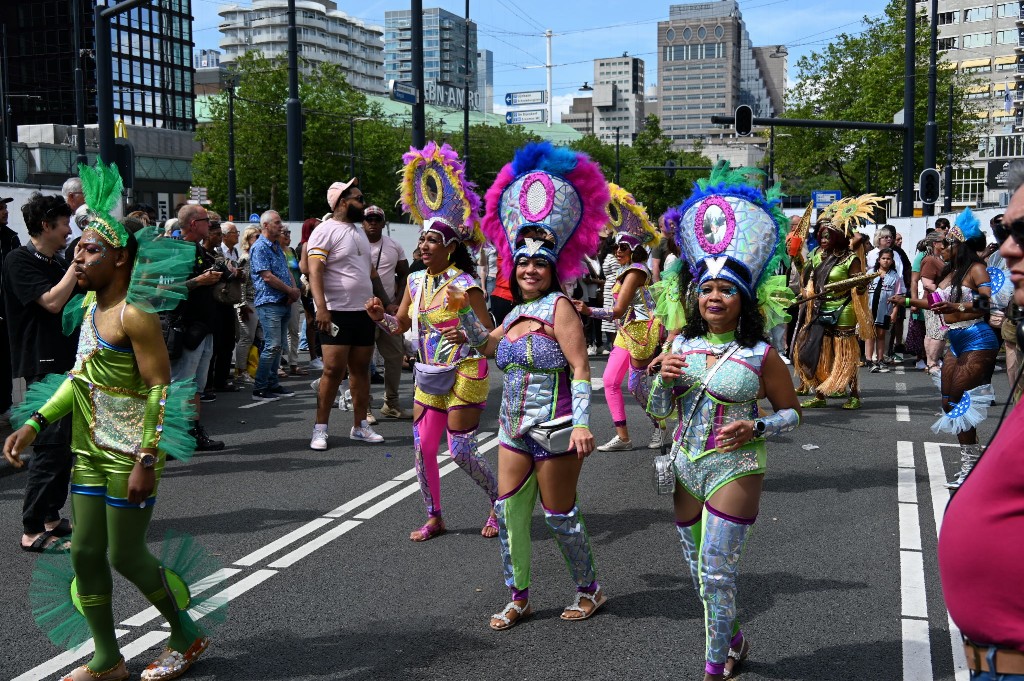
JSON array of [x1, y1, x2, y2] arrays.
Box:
[[603, 346, 631, 426]]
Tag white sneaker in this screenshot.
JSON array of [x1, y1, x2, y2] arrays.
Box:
[[337, 389, 351, 411], [308, 357, 324, 371], [351, 421, 384, 443], [587, 344, 597, 356], [597, 435, 633, 452], [647, 428, 665, 450], [310, 427, 328, 451], [310, 377, 321, 392], [915, 360, 927, 370], [366, 410, 378, 426]]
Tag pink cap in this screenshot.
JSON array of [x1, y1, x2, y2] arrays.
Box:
[[365, 205, 385, 219], [327, 177, 358, 211]]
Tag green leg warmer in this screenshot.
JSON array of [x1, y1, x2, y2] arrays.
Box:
[[494, 470, 539, 594]]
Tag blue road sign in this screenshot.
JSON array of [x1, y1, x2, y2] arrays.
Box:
[[249, 213, 260, 223], [504, 91, 545, 107], [811, 190, 842, 210], [389, 80, 419, 106], [505, 109, 546, 125]]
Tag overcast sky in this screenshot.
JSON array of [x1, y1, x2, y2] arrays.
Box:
[[191, 0, 893, 118]]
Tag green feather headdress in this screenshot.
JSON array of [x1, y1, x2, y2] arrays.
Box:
[[78, 161, 130, 248]]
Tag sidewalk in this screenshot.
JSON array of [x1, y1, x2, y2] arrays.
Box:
[[1, 378, 28, 476]]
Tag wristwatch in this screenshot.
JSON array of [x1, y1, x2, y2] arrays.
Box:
[[137, 452, 157, 469], [753, 419, 767, 437]]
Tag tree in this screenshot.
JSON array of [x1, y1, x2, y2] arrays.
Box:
[[775, 0, 980, 198], [619, 116, 711, 219]]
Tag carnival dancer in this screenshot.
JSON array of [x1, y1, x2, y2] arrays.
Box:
[[792, 196, 879, 410], [646, 162, 800, 680], [651, 207, 689, 344], [3, 162, 222, 681], [575, 183, 666, 451], [366, 142, 498, 541], [442, 141, 609, 630], [891, 208, 1012, 489]]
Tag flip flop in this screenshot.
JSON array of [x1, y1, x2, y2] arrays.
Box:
[[49, 518, 73, 538], [21, 530, 68, 553]]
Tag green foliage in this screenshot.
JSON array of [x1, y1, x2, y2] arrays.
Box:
[[776, 0, 980, 197]]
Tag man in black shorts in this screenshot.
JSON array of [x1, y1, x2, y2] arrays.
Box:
[[306, 179, 393, 450]]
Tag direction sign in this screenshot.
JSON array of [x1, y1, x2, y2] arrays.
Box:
[[504, 90, 546, 107], [388, 80, 419, 106], [249, 213, 260, 223], [505, 109, 546, 125], [811, 190, 842, 209]]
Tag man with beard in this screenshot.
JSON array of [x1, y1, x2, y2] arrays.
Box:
[[306, 179, 391, 450]]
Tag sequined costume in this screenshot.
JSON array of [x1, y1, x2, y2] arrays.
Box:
[[612, 263, 663, 359], [479, 141, 610, 622], [12, 161, 221, 681], [653, 161, 799, 677]]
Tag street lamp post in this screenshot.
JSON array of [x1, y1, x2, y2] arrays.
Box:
[[614, 126, 621, 184], [94, 0, 150, 167], [227, 78, 237, 219], [579, 81, 593, 137]]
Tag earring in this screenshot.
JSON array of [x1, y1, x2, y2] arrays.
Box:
[[737, 317, 742, 336]]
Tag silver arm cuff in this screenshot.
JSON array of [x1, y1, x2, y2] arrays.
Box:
[[571, 379, 591, 429], [646, 375, 677, 419], [374, 313, 400, 335], [758, 408, 800, 438], [456, 306, 490, 347]]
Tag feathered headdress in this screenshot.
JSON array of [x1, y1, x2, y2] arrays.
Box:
[[948, 206, 982, 243], [662, 206, 681, 235], [482, 141, 610, 282], [822, 194, 882, 238], [78, 161, 129, 248], [606, 183, 658, 251], [399, 142, 482, 246], [675, 161, 794, 327]]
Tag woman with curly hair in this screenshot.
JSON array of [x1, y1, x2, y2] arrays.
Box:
[[646, 163, 800, 680]]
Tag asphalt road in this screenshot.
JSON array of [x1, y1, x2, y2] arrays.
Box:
[[1, 357, 1005, 681]]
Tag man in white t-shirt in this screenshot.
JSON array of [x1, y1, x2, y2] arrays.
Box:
[[306, 178, 393, 450], [363, 205, 411, 419]]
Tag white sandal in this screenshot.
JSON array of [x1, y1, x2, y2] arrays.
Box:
[[489, 601, 532, 630], [560, 586, 607, 621], [723, 636, 751, 679]]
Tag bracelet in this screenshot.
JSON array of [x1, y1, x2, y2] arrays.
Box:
[[30, 411, 49, 430], [25, 419, 41, 433], [904, 297, 911, 308]]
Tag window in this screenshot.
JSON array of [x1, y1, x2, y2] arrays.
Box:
[[961, 32, 991, 48], [682, 27, 692, 40], [937, 11, 957, 25], [954, 167, 985, 203], [997, 29, 1016, 44], [715, 25, 724, 38], [964, 6, 993, 22], [697, 26, 707, 39], [666, 27, 675, 42], [937, 37, 958, 50]]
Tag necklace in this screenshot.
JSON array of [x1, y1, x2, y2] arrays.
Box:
[[705, 330, 736, 357]]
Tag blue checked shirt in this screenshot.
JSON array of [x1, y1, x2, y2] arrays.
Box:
[[249, 234, 292, 307]]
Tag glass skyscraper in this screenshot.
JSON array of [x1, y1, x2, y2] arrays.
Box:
[[384, 7, 479, 107]]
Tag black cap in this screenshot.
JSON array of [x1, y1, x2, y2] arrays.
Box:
[[0, 197, 12, 205]]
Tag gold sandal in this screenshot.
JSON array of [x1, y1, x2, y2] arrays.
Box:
[[60, 658, 128, 681], [140, 637, 210, 680]]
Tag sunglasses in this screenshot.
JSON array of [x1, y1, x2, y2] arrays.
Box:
[[365, 216, 384, 223], [993, 218, 1024, 248], [615, 243, 633, 252]]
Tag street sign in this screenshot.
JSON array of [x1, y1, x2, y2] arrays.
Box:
[[388, 80, 419, 106], [188, 186, 209, 206], [811, 190, 842, 209], [919, 169, 941, 205], [504, 90, 546, 107], [249, 213, 260, 223], [505, 109, 546, 125]]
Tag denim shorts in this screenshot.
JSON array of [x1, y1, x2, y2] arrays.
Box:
[[970, 672, 1024, 680]]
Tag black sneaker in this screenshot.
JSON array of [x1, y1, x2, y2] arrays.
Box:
[[199, 391, 217, 403], [190, 424, 224, 451], [269, 385, 295, 397], [252, 389, 278, 400], [370, 373, 385, 384]]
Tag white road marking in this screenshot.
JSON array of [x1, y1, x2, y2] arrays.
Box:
[[896, 441, 933, 680], [924, 442, 970, 680], [121, 568, 242, 626], [591, 377, 604, 391], [238, 397, 282, 408], [895, 365, 906, 375], [267, 521, 361, 569], [11, 631, 129, 681], [118, 629, 170, 661], [896, 405, 911, 422], [895, 382, 907, 394], [161, 569, 279, 628], [324, 480, 406, 517], [233, 518, 334, 566]]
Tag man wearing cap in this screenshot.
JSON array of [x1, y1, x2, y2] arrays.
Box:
[[363, 205, 410, 419], [306, 179, 392, 450], [1, 195, 21, 425]]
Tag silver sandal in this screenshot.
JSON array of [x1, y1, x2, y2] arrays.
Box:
[[489, 601, 532, 630], [723, 636, 751, 679], [560, 586, 607, 621]]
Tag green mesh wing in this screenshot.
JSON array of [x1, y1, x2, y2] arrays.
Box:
[[158, 379, 199, 462], [159, 530, 228, 640], [29, 545, 89, 650], [126, 226, 195, 314], [651, 259, 688, 331], [11, 374, 70, 428]]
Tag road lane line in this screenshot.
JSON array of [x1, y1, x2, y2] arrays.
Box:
[[924, 442, 970, 680], [896, 441, 932, 681], [158, 569, 279, 629], [353, 477, 444, 520], [895, 365, 905, 375], [119, 630, 171, 662], [121, 568, 242, 626], [267, 521, 361, 568], [233, 518, 334, 566], [895, 382, 907, 394], [896, 405, 910, 422], [11, 631, 129, 681], [238, 397, 282, 408]]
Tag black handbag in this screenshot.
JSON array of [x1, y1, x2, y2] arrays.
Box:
[[160, 311, 185, 360]]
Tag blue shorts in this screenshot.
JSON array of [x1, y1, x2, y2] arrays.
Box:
[[947, 322, 1000, 357]]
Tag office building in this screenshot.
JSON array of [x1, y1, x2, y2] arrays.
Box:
[[384, 7, 482, 111], [194, 48, 222, 69], [2, 0, 197, 132], [477, 49, 494, 113], [921, 0, 1021, 205], [218, 0, 386, 95], [562, 97, 595, 137], [656, 0, 785, 148], [592, 55, 646, 146]]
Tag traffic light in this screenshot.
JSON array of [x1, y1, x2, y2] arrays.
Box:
[[664, 159, 676, 179], [735, 105, 753, 137], [919, 168, 941, 205], [114, 139, 135, 190]]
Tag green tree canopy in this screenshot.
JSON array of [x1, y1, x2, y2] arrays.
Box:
[[776, 0, 980, 198]]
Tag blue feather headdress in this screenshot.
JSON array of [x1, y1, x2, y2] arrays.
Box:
[[948, 206, 982, 243]]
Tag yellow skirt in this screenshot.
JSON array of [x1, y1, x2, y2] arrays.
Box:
[[614, 319, 664, 361], [414, 356, 490, 411]]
